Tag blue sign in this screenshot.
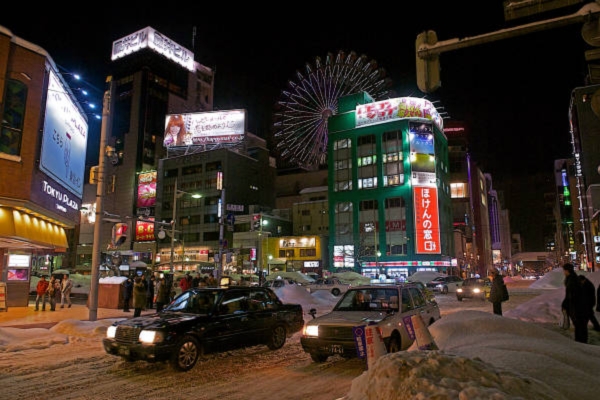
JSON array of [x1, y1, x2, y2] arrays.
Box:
[[353, 325, 367, 359]]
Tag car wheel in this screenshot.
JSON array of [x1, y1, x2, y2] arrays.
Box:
[[310, 353, 328, 362], [267, 325, 287, 350], [331, 288, 341, 296], [387, 332, 401, 353], [442, 286, 448, 294], [171, 335, 200, 372]]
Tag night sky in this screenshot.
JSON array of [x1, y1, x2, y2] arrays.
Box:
[[3, 1, 593, 250]]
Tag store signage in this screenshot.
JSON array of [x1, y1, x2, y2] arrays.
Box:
[[413, 186, 441, 254]]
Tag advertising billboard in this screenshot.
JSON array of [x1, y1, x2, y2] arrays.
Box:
[[137, 171, 157, 208], [111, 27, 194, 71], [39, 70, 88, 199], [413, 186, 441, 254], [355, 97, 443, 131], [163, 110, 246, 148], [135, 218, 155, 242]]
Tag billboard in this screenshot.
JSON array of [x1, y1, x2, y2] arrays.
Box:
[[111, 27, 194, 71], [135, 218, 155, 242], [413, 186, 441, 254], [39, 69, 88, 199], [137, 171, 157, 208], [163, 110, 246, 148], [355, 97, 443, 131]]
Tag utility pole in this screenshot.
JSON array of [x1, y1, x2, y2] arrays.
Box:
[[89, 77, 114, 321]]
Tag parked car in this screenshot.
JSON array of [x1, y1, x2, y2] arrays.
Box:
[[300, 283, 441, 363], [426, 275, 463, 294], [263, 278, 302, 288], [456, 277, 491, 301], [409, 280, 436, 303], [303, 277, 350, 296], [103, 286, 304, 371]]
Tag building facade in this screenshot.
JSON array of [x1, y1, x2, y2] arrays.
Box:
[[0, 26, 89, 305], [327, 92, 454, 279]]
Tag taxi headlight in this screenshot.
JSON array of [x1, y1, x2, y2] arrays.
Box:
[[106, 326, 117, 338], [139, 330, 164, 344], [473, 288, 481, 294], [456, 288, 463, 293], [304, 325, 319, 337]]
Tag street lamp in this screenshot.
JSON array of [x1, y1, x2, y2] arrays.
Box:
[[169, 177, 201, 274]]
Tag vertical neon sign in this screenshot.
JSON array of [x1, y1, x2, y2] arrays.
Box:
[[413, 186, 441, 254]]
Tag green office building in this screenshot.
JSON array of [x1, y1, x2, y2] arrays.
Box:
[[328, 92, 454, 279]]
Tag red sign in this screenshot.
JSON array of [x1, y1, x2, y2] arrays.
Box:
[[135, 218, 155, 242], [413, 186, 441, 254]]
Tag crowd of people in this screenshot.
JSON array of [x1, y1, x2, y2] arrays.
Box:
[[34, 273, 73, 312], [561, 263, 600, 343], [120, 272, 219, 314]]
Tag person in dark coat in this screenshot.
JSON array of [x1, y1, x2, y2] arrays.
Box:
[[488, 269, 508, 316], [578, 274, 600, 331], [562, 263, 589, 343], [122, 277, 133, 312], [132, 276, 147, 317], [146, 275, 155, 309], [155, 277, 169, 312]]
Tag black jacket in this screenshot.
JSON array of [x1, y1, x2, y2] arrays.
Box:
[[564, 272, 586, 319], [489, 274, 507, 303]]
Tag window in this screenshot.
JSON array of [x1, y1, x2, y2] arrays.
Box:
[[333, 138, 352, 192], [359, 200, 378, 253], [385, 197, 407, 255], [451, 183, 467, 198], [357, 135, 377, 190], [0, 79, 27, 156], [299, 248, 316, 257], [382, 130, 404, 187], [334, 201, 353, 243]]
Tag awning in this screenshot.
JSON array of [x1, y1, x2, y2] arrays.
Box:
[[0, 208, 68, 249], [267, 258, 287, 265]]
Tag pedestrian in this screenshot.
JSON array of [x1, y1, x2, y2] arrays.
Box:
[[578, 274, 600, 332], [179, 273, 190, 292], [146, 275, 155, 309], [488, 268, 509, 316], [562, 263, 589, 343], [206, 274, 217, 288], [47, 276, 61, 311], [155, 277, 169, 312], [34, 275, 49, 311], [132, 276, 147, 317], [122, 277, 133, 312], [192, 272, 202, 288], [60, 274, 73, 308]]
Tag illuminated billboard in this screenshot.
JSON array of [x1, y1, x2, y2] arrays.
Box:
[[39, 69, 88, 199], [413, 186, 441, 254], [137, 171, 157, 208], [163, 110, 246, 148], [355, 97, 443, 131], [135, 218, 155, 242], [111, 27, 194, 71]]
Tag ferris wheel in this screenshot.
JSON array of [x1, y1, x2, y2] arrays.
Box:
[[273, 50, 393, 169]]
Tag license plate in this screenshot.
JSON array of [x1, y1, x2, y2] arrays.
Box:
[[118, 347, 130, 356], [329, 344, 344, 354]]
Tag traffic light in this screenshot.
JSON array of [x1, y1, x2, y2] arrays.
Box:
[[415, 30, 441, 93], [251, 214, 261, 231], [111, 223, 128, 247]]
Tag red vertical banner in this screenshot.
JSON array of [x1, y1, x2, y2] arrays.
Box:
[[413, 186, 441, 254]]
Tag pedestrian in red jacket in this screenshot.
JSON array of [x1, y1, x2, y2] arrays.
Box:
[[35, 276, 49, 311]]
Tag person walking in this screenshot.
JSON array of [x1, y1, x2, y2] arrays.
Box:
[[155, 277, 169, 312], [60, 274, 73, 308], [34, 275, 49, 311], [488, 269, 509, 316], [132, 276, 147, 317], [562, 263, 589, 343], [578, 274, 600, 331], [122, 277, 133, 312], [146, 275, 155, 309]]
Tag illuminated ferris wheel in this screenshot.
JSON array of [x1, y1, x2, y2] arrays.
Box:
[[273, 50, 393, 169]]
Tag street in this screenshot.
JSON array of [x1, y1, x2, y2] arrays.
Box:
[[0, 287, 545, 400]]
